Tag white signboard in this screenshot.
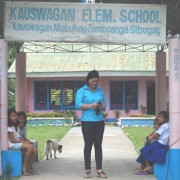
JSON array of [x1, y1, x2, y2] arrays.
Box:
[[5, 1, 166, 44]]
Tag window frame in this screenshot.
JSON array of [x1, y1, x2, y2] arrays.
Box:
[[34, 80, 84, 111], [109, 80, 138, 110], [34, 81, 48, 111]]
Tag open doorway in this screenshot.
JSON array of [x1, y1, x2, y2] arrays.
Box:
[[146, 81, 155, 115]]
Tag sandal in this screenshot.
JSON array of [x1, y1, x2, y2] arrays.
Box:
[[84, 170, 91, 178], [27, 168, 40, 175], [22, 172, 34, 176], [22, 168, 34, 176], [135, 171, 150, 175], [97, 170, 107, 178]]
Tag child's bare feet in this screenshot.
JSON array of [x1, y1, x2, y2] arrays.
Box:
[[22, 168, 33, 176], [141, 163, 146, 170], [142, 166, 152, 172]]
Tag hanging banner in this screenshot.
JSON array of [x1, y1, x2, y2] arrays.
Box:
[[5, 1, 166, 44]]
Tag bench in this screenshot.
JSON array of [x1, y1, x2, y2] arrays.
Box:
[[1, 140, 38, 177], [154, 149, 180, 180], [1, 149, 22, 177], [154, 152, 169, 180]]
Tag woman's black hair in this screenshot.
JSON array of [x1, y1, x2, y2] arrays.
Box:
[[17, 111, 27, 124], [8, 108, 19, 130], [158, 111, 169, 122], [85, 70, 99, 85]]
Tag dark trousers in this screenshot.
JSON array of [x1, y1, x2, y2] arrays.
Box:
[[81, 121, 105, 170]]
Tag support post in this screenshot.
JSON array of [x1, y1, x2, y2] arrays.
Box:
[[15, 52, 26, 112], [169, 37, 180, 180], [155, 51, 167, 115], [0, 39, 8, 150]]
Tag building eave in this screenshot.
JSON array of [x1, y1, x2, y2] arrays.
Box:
[[8, 71, 169, 78]]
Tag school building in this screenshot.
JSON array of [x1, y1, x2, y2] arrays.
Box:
[[1, 1, 179, 179], [8, 42, 169, 119]]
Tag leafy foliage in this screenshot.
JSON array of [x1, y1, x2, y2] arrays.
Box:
[[130, 114, 155, 117], [8, 78, 15, 109], [139, 104, 147, 114], [114, 110, 120, 118], [27, 110, 79, 122], [8, 42, 23, 67], [1, 161, 17, 180]]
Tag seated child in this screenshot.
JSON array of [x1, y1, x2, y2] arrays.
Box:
[[141, 118, 159, 170], [17, 111, 31, 142], [17, 111, 38, 172], [136, 111, 169, 175], [8, 109, 37, 176]]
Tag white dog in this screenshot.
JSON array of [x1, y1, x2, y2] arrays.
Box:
[[44, 139, 63, 160]]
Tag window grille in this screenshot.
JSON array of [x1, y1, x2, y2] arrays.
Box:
[[125, 81, 138, 110], [49, 81, 61, 110], [34, 81, 47, 110], [34, 80, 84, 110], [77, 81, 84, 90], [63, 81, 75, 108], [110, 81, 138, 110], [110, 81, 123, 109]]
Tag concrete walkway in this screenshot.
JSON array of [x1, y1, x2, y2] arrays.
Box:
[[20, 126, 156, 180]]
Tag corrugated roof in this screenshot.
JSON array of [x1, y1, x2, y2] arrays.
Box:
[[8, 43, 169, 77]]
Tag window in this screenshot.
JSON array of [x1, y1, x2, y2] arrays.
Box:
[[63, 81, 75, 108], [34, 81, 47, 110], [110, 81, 138, 110], [110, 81, 123, 109], [49, 82, 61, 110], [34, 81, 84, 110], [125, 81, 138, 110], [77, 81, 84, 90]]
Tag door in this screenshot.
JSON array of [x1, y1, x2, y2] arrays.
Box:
[[146, 81, 155, 115]]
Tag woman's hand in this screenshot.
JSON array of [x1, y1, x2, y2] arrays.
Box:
[[83, 102, 104, 109], [90, 102, 99, 109], [97, 102, 104, 109], [144, 141, 148, 145], [91, 102, 104, 109]]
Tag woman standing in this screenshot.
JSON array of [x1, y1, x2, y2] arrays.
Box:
[[76, 70, 107, 178]]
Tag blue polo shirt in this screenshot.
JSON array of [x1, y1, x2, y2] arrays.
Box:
[[75, 84, 107, 122]]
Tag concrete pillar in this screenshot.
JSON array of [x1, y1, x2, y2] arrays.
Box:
[[0, 39, 8, 150], [15, 52, 26, 112], [169, 38, 180, 180], [155, 51, 167, 115]]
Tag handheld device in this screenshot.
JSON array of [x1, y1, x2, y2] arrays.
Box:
[[95, 102, 102, 115]]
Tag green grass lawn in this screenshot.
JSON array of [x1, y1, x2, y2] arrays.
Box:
[[122, 127, 154, 154], [25, 126, 153, 159], [26, 126, 71, 160]]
